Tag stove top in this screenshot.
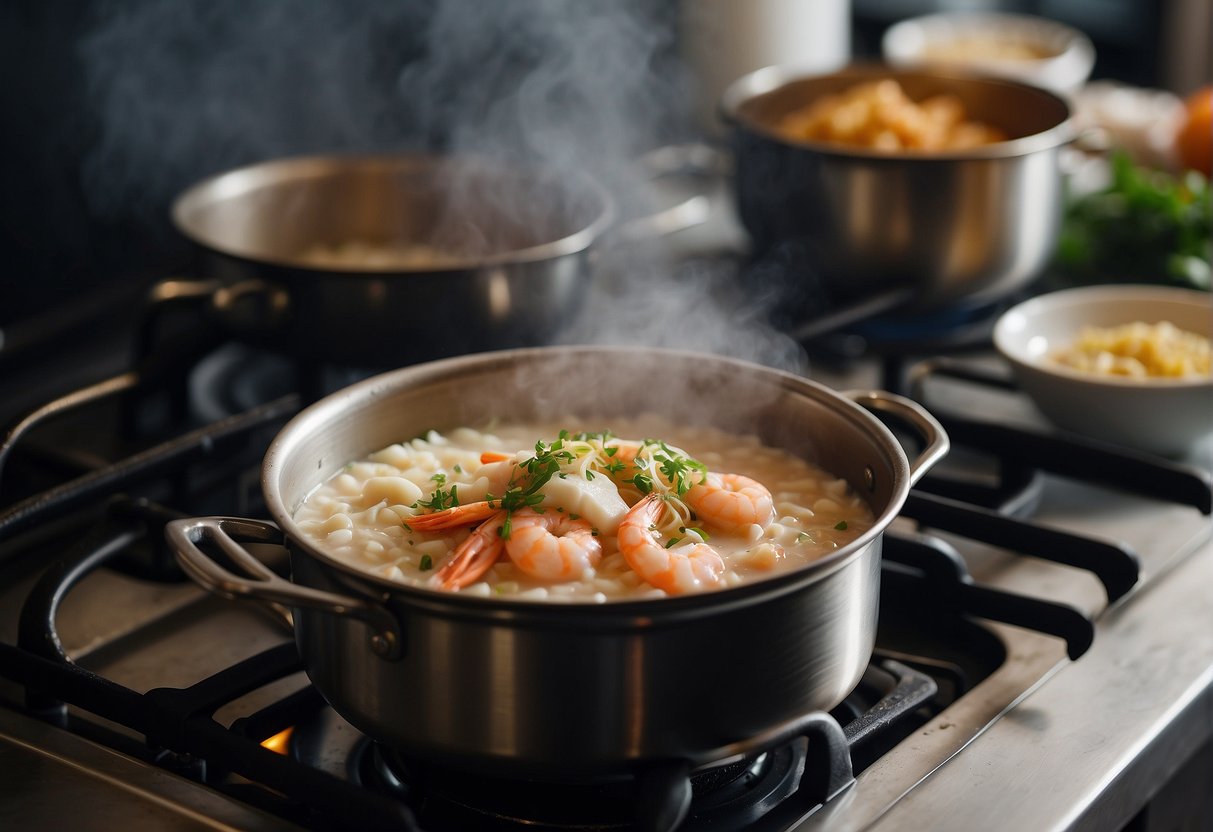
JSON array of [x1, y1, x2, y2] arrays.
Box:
[[0, 321, 1209, 831], [0, 218, 1210, 829]]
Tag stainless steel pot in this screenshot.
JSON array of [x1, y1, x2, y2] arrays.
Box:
[[165, 150, 715, 365], [169, 154, 613, 365], [721, 64, 1075, 313], [166, 347, 947, 780]]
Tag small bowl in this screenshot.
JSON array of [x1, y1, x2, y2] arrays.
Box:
[[883, 12, 1095, 96], [993, 285, 1213, 456]]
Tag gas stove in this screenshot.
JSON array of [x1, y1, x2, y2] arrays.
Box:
[[0, 253, 1211, 831]]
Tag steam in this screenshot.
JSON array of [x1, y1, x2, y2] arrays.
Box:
[[78, 0, 806, 373], [78, 0, 432, 224]]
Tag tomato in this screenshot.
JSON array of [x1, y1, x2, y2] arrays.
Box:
[[1175, 85, 1212, 177]]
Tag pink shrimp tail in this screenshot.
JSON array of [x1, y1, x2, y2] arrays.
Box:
[[434, 510, 507, 589], [407, 500, 498, 533]]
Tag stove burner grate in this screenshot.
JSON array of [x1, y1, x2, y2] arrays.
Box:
[[352, 658, 937, 832]]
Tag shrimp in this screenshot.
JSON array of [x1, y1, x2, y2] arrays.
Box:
[[685, 473, 774, 534], [503, 509, 603, 582], [617, 494, 725, 595], [432, 510, 507, 589], [407, 456, 518, 532], [407, 500, 498, 533]]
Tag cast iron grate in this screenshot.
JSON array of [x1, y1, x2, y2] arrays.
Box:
[[1, 353, 1210, 829], [0, 495, 944, 832]]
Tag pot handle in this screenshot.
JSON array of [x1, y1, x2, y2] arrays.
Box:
[[613, 142, 726, 240], [165, 516, 404, 660], [841, 391, 950, 486]]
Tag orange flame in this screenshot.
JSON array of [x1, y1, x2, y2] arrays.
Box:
[[260, 726, 294, 755]]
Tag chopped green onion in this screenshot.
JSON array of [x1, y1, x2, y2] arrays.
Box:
[[834, 520, 848, 531], [419, 555, 433, 571]]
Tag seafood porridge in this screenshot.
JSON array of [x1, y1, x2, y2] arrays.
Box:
[[293, 417, 874, 602]]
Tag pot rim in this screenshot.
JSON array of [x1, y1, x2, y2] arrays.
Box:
[[171, 152, 617, 274], [260, 346, 928, 617], [720, 62, 1076, 161]]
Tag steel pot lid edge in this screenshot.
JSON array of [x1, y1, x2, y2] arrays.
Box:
[[721, 62, 1076, 161], [171, 152, 616, 273]]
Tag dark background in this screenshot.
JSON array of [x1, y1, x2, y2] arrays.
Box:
[[0, 0, 1204, 329]]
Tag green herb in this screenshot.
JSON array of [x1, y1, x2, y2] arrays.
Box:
[[682, 526, 710, 540], [495, 438, 568, 517], [646, 440, 708, 496], [453, 464, 462, 474], [796, 531, 813, 544], [414, 484, 459, 512], [419, 555, 433, 571], [631, 474, 654, 494], [585, 469, 595, 480], [665, 537, 681, 548], [431, 473, 446, 485], [1054, 151, 1211, 290], [834, 520, 848, 531]]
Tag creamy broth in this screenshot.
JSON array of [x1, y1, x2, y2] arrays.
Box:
[[293, 417, 875, 601]]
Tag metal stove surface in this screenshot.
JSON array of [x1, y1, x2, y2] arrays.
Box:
[[1, 189, 1210, 828], [1, 345, 1210, 831]]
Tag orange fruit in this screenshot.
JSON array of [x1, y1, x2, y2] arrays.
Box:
[[1175, 86, 1212, 176]]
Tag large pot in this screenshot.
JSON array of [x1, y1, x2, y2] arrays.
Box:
[[722, 64, 1075, 314], [168, 153, 613, 365], [166, 347, 947, 780], [164, 150, 715, 366]]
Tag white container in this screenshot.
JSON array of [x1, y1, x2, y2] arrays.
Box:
[[883, 12, 1095, 96], [680, 0, 851, 133], [993, 285, 1213, 457]]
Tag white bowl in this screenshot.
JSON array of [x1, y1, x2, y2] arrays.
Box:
[[993, 285, 1213, 457], [883, 12, 1095, 96]]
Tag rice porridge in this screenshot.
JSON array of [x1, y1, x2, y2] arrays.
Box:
[[292, 417, 875, 602]]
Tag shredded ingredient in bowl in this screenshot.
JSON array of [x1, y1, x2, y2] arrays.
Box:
[[921, 36, 1056, 63], [777, 79, 1007, 152], [1051, 321, 1212, 378]]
